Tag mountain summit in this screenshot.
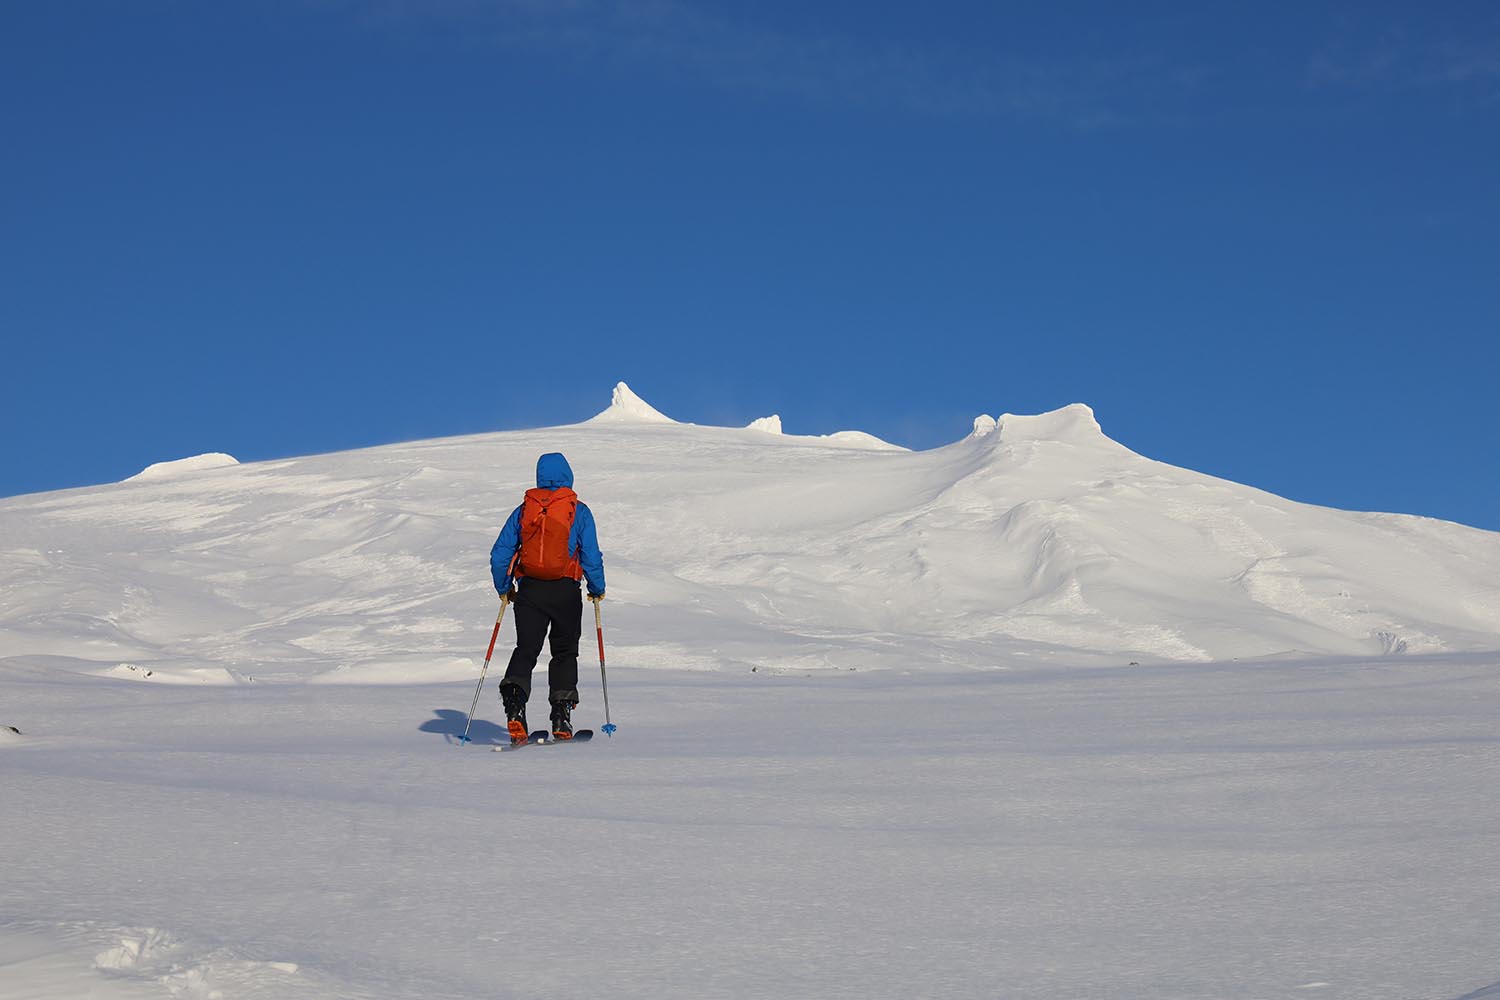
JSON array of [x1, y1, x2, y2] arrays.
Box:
[[585, 382, 677, 424]]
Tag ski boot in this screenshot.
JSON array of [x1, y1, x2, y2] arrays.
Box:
[[550, 700, 575, 741], [500, 683, 528, 745]]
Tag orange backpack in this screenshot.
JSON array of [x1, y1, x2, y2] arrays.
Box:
[[514, 487, 582, 581]]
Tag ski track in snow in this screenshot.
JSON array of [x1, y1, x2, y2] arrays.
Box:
[[3, 387, 1500, 998]]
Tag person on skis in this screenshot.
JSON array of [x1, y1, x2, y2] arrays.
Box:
[[490, 452, 606, 743]]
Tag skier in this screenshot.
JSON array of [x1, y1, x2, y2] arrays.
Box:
[[490, 452, 606, 743]]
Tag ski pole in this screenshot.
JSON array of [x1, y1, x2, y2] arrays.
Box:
[[592, 596, 617, 736], [458, 595, 510, 745]]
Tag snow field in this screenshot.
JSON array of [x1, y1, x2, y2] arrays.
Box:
[[4, 659, 1500, 998]]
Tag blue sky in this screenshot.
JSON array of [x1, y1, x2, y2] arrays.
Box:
[[3, 1, 1497, 529]]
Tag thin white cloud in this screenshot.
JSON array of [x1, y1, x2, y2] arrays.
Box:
[[334, 1, 1500, 124], [340, 0, 1170, 127], [1306, 16, 1500, 98]]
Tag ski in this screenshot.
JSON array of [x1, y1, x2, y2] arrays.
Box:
[[493, 729, 594, 751], [531, 729, 595, 745], [494, 730, 551, 752]]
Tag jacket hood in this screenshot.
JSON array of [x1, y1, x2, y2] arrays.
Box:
[[535, 452, 575, 490]]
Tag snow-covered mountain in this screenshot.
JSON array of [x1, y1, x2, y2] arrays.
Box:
[[6, 382, 1500, 1000], [2, 382, 1496, 684]]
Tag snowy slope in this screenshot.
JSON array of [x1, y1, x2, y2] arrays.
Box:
[[1, 382, 1496, 687], [5, 383, 1500, 1000]]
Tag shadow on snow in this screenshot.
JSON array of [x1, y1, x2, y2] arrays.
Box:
[[419, 708, 509, 747]]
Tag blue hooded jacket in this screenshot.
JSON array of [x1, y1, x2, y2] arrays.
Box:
[[490, 453, 606, 597]]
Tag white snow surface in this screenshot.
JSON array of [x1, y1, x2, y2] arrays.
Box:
[[810, 428, 908, 451], [4, 386, 1500, 999], [746, 414, 783, 434], [584, 381, 678, 424], [125, 452, 240, 482]]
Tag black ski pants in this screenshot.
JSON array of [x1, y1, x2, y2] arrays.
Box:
[[500, 577, 582, 705]]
